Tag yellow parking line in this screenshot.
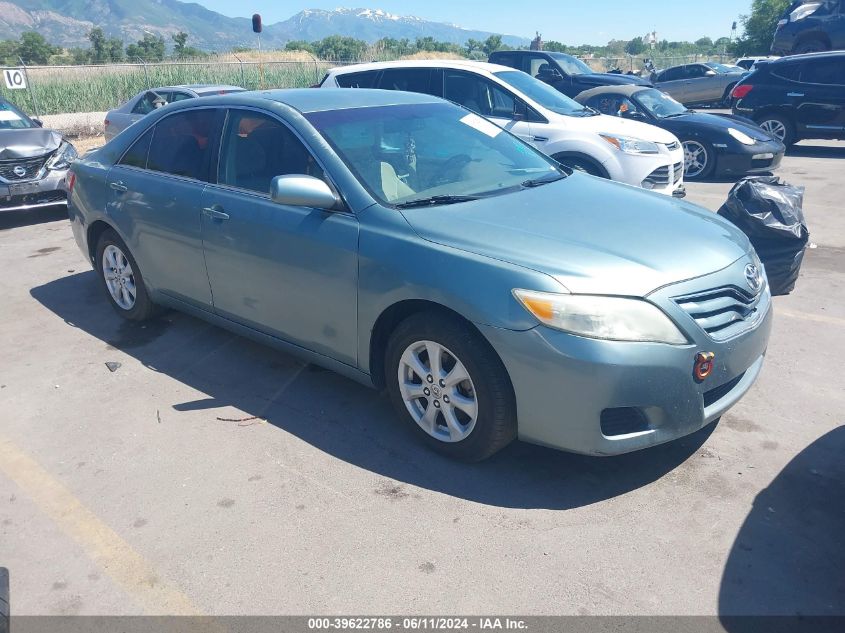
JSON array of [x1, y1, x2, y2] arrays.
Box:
[[0, 434, 200, 615], [777, 309, 845, 328]]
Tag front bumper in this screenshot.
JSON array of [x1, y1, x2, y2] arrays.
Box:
[[606, 145, 685, 196], [715, 140, 785, 176], [0, 169, 68, 212], [478, 258, 773, 456]]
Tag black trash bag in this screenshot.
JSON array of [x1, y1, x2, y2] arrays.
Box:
[[717, 176, 809, 296]]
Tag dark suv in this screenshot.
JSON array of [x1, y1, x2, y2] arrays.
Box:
[[771, 0, 845, 54], [731, 51, 845, 145], [488, 50, 650, 98]]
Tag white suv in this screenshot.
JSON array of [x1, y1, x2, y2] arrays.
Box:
[[320, 60, 685, 196]]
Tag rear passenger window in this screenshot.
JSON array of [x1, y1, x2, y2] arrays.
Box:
[[378, 69, 434, 95], [801, 60, 845, 85], [147, 109, 220, 181], [217, 110, 324, 195], [118, 128, 153, 168], [335, 71, 379, 88], [771, 63, 803, 81]]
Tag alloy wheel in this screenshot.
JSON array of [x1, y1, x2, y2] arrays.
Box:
[[397, 340, 478, 443], [102, 244, 137, 310], [683, 140, 709, 178], [759, 119, 787, 142]]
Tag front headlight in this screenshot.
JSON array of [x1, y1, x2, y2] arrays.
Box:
[[728, 128, 755, 146], [790, 2, 821, 21], [600, 134, 660, 155], [46, 141, 78, 171], [513, 289, 688, 344]]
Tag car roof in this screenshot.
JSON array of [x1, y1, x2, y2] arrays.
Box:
[[768, 50, 845, 64], [328, 59, 515, 76], [217, 88, 445, 113], [574, 84, 649, 101]]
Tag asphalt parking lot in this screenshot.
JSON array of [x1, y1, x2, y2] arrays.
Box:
[[1, 141, 843, 619]]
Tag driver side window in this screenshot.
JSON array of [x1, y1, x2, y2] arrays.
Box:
[[443, 71, 515, 119], [132, 91, 170, 115]]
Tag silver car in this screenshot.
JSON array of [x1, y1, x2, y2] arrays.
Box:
[[104, 84, 245, 141], [653, 62, 746, 106]]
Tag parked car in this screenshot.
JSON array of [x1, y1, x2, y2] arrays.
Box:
[[68, 89, 772, 461], [736, 56, 780, 70], [320, 60, 685, 196], [488, 50, 651, 98], [0, 97, 76, 213], [771, 0, 845, 55], [104, 84, 245, 141], [653, 62, 746, 106], [576, 86, 785, 180], [731, 51, 845, 145]]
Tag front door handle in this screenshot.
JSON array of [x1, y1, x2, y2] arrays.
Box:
[[109, 181, 127, 192], [202, 205, 229, 221], [787, 92, 805, 97]]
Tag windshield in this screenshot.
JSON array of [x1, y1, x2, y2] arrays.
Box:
[[0, 100, 36, 130], [703, 62, 735, 74], [548, 53, 593, 76], [634, 89, 688, 118], [306, 102, 562, 207], [493, 71, 591, 116]]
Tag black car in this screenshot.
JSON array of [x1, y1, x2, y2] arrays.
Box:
[[731, 51, 845, 145], [576, 85, 784, 180], [488, 50, 650, 98], [771, 0, 845, 55]]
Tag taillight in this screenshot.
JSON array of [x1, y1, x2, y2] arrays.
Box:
[[732, 84, 753, 99], [104, 119, 110, 127], [67, 172, 76, 192]]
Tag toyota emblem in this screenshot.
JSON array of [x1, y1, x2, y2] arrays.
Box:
[[12, 165, 26, 178], [744, 263, 762, 294]]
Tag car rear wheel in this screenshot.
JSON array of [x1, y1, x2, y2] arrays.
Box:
[[385, 312, 516, 461], [96, 229, 157, 321], [794, 38, 828, 54], [757, 114, 795, 146], [682, 140, 714, 180]]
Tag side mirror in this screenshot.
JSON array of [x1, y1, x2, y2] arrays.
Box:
[[32, 118, 43, 127], [270, 175, 339, 210], [622, 110, 647, 121], [513, 99, 528, 121], [705, 70, 717, 77]]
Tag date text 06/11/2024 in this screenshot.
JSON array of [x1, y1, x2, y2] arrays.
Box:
[[307, 617, 529, 630]]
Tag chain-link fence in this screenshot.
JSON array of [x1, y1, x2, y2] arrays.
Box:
[[0, 53, 738, 139]]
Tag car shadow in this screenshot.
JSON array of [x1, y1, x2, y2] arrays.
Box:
[[786, 144, 845, 159], [31, 271, 715, 511], [0, 205, 67, 230], [718, 426, 845, 627]]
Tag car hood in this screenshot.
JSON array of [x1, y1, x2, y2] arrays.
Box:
[[659, 111, 775, 142], [0, 128, 62, 160], [578, 73, 651, 87], [399, 174, 750, 296], [553, 110, 679, 144]]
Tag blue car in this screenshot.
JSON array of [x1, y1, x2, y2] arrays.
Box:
[[67, 89, 772, 461]]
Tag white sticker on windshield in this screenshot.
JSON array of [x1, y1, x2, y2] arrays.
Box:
[[459, 113, 502, 138], [0, 110, 22, 121]]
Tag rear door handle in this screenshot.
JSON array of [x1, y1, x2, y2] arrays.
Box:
[[787, 92, 804, 97], [202, 205, 229, 221], [109, 181, 127, 192], [532, 136, 549, 142]]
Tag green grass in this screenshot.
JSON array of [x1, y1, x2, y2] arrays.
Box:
[[0, 61, 333, 115]]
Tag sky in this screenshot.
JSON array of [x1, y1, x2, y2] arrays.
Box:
[[193, 0, 750, 45]]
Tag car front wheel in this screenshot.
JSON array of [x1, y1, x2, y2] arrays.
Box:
[[96, 229, 157, 321], [385, 312, 516, 461], [682, 140, 714, 180], [758, 114, 795, 146]]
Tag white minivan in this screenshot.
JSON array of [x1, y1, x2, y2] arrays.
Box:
[[320, 60, 685, 196]]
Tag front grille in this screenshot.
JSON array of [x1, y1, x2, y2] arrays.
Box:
[[644, 162, 684, 186], [600, 407, 650, 437], [703, 371, 746, 408], [0, 190, 66, 208], [674, 285, 762, 341], [0, 155, 49, 182]]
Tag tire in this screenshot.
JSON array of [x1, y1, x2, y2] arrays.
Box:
[[720, 84, 736, 108], [95, 229, 157, 321], [385, 312, 517, 462], [756, 113, 796, 146], [682, 139, 715, 180], [553, 155, 605, 178], [0, 567, 8, 633], [794, 39, 828, 54]]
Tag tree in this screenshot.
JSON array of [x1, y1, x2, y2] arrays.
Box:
[[737, 0, 790, 55], [107, 37, 125, 62], [285, 40, 314, 53], [126, 33, 166, 62], [543, 40, 567, 53], [482, 35, 503, 56], [625, 36, 646, 55], [312, 35, 367, 61], [18, 31, 54, 64], [172, 31, 189, 57], [464, 38, 484, 56], [88, 27, 107, 63], [695, 36, 714, 49]]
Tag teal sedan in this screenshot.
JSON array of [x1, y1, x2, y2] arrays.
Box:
[[67, 89, 772, 461]]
